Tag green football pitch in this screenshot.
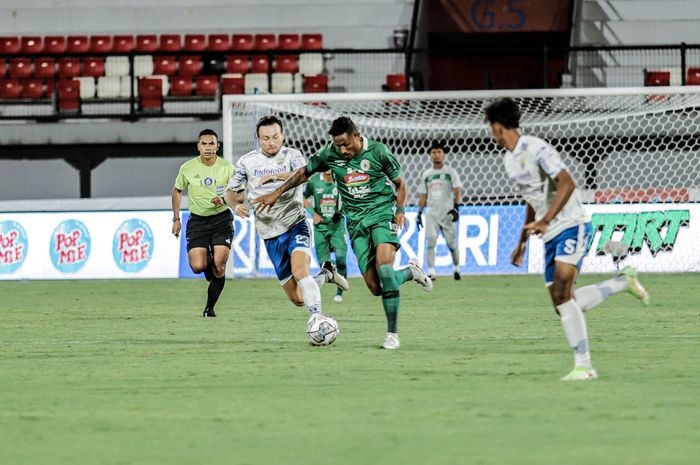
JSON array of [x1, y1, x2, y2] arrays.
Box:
[[1, 273, 699, 465]]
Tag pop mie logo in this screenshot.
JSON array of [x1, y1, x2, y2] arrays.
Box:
[[50, 219, 91, 273], [0, 220, 28, 274], [112, 219, 154, 272]]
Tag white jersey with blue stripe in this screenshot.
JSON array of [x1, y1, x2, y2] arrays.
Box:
[[503, 134, 589, 242]]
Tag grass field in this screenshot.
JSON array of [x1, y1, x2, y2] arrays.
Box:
[[1, 273, 699, 465]]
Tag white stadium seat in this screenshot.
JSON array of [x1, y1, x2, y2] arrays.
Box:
[[105, 56, 129, 77], [244, 73, 269, 94]]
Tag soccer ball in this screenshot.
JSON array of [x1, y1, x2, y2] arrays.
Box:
[[306, 314, 339, 346]]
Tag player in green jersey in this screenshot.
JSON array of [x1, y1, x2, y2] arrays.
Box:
[[304, 170, 348, 303], [253, 117, 433, 350], [172, 129, 235, 318]]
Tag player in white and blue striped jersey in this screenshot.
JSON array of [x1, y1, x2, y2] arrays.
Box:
[[485, 97, 649, 381]]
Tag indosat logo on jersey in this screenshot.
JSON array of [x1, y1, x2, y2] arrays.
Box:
[[0, 220, 29, 274], [112, 219, 154, 272], [50, 219, 91, 273]]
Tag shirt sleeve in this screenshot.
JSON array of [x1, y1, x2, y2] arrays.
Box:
[[378, 143, 402, 181], [306, 145, 331, 174], [289, 149, 307, 171], [417, 171, 428, 195], [303, 178, 313, 198], [227, 157, 247, 192], [534, 143, 566, 179], [450, 167, 463, 189], [174, 165, 187, 191]]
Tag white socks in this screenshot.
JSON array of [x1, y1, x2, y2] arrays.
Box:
[[575, 276, 628, 311], [298, 275, 322, 314], [313, 270, 328, 288], [557, 299, 592, 369]]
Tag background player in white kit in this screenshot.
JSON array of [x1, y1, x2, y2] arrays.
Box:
[[224, 116, 348, 328], [417, 141, 462, 281], [485, 97, 650, 381]]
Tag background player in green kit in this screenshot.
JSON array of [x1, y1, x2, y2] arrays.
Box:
[[304, 170, 348, 303], [253, 116, 433, 350], [172, 129, 235, 318]]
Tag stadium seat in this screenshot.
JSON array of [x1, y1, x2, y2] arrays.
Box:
[[278, 34, 300, 50], [686, 67, 700, 85], [254, 34, 276, 51], [208, 34, 230, 52], [58, 79, 81, 111], [0, 59, 6, 78], [21, 79, 45, 99], [275, 55, 299, 74], [44, 36, 67, 54], [20, 36, 43, 54], [34, 58, 56, 78], [221, 75, 244, 94], [644, 70, 670, 86], [9, 58, 32, 79], [78, 76, 97, 99], [303, 74, 328, 93], [138, 77, 163, 111], [231, 34, 254, 51], [244, 73, 269, 94], [89, 36, 112, 53], [149, 75, 170, 96], [0, 79, 22, 98], [299, 54, 323, 76], [0, 37, 21, 54], [251, 55, 270, 74], [184, 34, 206, 52], [135, 35, 158, 53], [159, 34, 181, 52], [170, 76, 193, 96], [226, 56, 250, 74], [301, 34, 323, 50], [134, 55, 154, 77], [153, 56, 177, 76], [105, 56, 129, 76], [271, 73, 294, 94], [120, 76, 136, 98], [83, 57, 105, 77], [45, 80, 55, 98], [178, 56, 202, 76], [293, 73, 303, 93], [385, 74, 407, 91], [66, 36, 89, 53], [58, 58, 81, 78], [195, 75, 218, 96], [113, 35, 135, 53]]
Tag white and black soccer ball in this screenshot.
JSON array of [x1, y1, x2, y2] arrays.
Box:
[[306, 315, 339, 346]]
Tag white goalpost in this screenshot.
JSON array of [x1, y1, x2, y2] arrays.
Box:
[[222, 88, 700, 277]]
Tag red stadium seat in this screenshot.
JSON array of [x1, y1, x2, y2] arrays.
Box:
[[222, 76, 244, 94], [385, 73, 407, 91], [9, 58, 32, 79], [44, 36, 67, 53], [251, 55, 269, 73], [170, 76, 193, 96], [135, 35, 158, 52], [278, 34, 300, 50], [20, 36, 43, 54], [303, 74, 328, 93], [226, 55, 249, 74], [301, 34, 323, 50], [0, 59, 6, 78], [83, 57, 105, 77], [58, 58, 81, 78], [184, 34, 206, 52], [0, 79, 22, 98], [275, 55, 298, 73], [159, 35, 181, 52], [21, 79, 45, 99], [113, 35, 135, 53], [66, 36, 89, 53], [254, 34, 276, 51], [686, 67, 700, 85], [178, 56, 202, 76], [644, 70, 670, 87], [89, 36, 112, 53], [153, 56, 177, 76], [231, 34, 254, 51], [139, 77, 163, 111], [58, 79, 81, 111], [45, 80, 55, 98], [208, 34, 230, 52], [34, 58, 56, 78], [195, 75, 217, 96], [0, 37, 21, 54]]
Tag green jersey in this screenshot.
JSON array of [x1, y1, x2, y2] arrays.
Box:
[[304, 173, 341, 228], [174, 156, 234, 217], [306, 137, 401, 224]]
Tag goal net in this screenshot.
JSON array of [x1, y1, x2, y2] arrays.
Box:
[[223, 88, 700, 277]]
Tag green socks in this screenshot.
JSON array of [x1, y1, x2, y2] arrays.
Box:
[[378, 264, 400, 333]]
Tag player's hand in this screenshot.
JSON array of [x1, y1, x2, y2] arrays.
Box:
[[524, 219, 549, 237], [234, 204, 250, 218], [332, 212, 343, 223], [394, 212, 406, 231], [172, 219, 181, 238], [313, 212, 323, 225], [448, 205, 459, 222], [252, 190, 281, 214], [510, 241, 527, 267], [211, 196, 225, 207], [416, 212, 423, 230]]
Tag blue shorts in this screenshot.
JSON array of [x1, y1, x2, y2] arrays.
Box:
[[264, 220, 312, 284], [544, 222, 593, 285]]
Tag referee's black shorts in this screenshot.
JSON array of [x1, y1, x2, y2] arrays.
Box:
[[185, 209, 234, 251]]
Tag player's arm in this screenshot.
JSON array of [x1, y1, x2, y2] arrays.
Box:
[[225, 161, 250, 218], [392, 175, 408, 230], [448, 187, 462, 222], [171, 187, 183, 238], [416, 193, 426, 230], [260, 172, 295, 185], [511, 203, 535, 267], [524, 169, 576, 237], [253, 166, 312, 213]]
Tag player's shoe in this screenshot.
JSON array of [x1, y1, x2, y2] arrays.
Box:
[[334, 294, 343, 303], [560, 366, 598, 381], [408, 258, 433, 292], [620, 266, 650, 306], [454, 271, 461, 281], [203, 251, 214, 282], [203, 307, 216, 318], [381, 332, 400, 350], [321, 261, 349, 291], [427, 273, 436, 281]]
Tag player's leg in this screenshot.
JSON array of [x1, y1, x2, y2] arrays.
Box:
[[425, 214, 439, 279], [311, 227, 348, 292], [201, 211, 234, 318], [330, 225, 349, 302], [286, 221, 323, 315], [440, 219, 461, 280], [575, 266, 650, 310]]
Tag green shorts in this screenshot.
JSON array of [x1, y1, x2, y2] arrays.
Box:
[[347, 215, 401, 273], [314, 221, 348, 264]]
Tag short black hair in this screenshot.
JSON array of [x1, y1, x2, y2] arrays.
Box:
[[484, 98, 521, 129], [328, 116, 358, 137], [429, 140, 448, 153], [256, 115, 283, 136], [198, 128, 219, 141]]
